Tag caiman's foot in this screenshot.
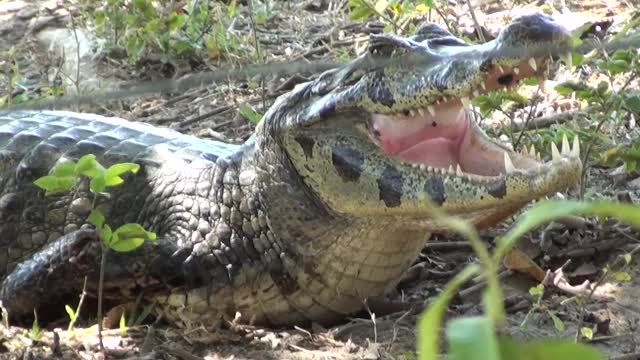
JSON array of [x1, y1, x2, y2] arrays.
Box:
[[0, 229, 100, 324]]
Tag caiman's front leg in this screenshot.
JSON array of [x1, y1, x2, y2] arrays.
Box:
[[0, 226, 229, 324]]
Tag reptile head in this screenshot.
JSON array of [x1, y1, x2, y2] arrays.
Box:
[[260, 13, 581, 230]]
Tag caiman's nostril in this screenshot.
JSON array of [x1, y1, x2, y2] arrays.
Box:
[[497, 74, 514, 85]]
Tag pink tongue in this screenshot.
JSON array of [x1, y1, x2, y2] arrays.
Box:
[[371, 110, 468, 168]]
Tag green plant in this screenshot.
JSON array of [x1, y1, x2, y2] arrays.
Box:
[[78, 0, 255, 65], [34, 154, 156, 350], [519, 284, 565, 332], [348, 0, 436, 34], [239, 103, 263, 123], [417, 198, 640, 360], [30, 310, 43, 342]]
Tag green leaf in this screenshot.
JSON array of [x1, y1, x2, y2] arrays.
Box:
[[417, 265, 480, 359], [447, 317, 499, 360], [529, 284, 544, 297], [109, 223, 157, 252], [238, 103, 263, 124], [348, 0, 374, 20], [607, 59, 629, 75], [624, 253, 632, 264], [612, 271, 631, 282], [580, 327, 594, 340], [167, 12, 186, 31], [90, 174, 106, 193], [374, 0, 389, 13], [547, 310, 565, 332], [34, 175, 76, 194], [497, 336, 603, 360], [75, 154, 104, 178], [101, 224, 113, 243], [119, 311, 127, 335], [114, 223, 156, 241], [64, 305, 75, 321], [52, 161, 76, 177], [554, 81, 591, 96], [103, 161, 139, 187], [109, 236, 145, 252], [624, 94, 640, 113], [88, 210, 105, 229]]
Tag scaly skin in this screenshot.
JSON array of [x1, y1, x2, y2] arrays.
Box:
[[0, 13, 582, 328]]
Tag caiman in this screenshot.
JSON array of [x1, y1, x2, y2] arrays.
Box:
[[0, 13, 582, 328]]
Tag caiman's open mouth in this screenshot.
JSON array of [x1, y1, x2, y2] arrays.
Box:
[[366, 56, 575, 178]]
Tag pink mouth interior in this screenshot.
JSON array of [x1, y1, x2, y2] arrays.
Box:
[[367, 58, 550, 176], [370, 101, 508, 176]]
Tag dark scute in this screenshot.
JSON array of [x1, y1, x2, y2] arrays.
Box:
[[331, 145, 364, 182], [294, 135, 315, 159], [367, 71, 395, 109], [423, 177, 446, 205], [271, 272, 300, 296], [377, 165, 403, 208], [487, 180, 507, 199]]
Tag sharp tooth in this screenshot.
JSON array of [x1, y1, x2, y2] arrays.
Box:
[[572, 135, 580, 157], [427, 166, 433, 172], [536, 152, 541, 161], [497, 65, 504, 73], [504, 152, 516, 173], [551, 142, 560, 161], [528, 58, 537, 71], [456, 164, 463, 176], [417, 108, 425, 116], [461, 97, 471, 109], [561, 134, 570, 155], [521, 147, 529, 156], [560, 51, 573, 69], [480, 82, 486, 90], [409, 109, 416, 117], [529, 144, 536, 158], [427, 105, 436, 116], [513, 67, 520, 75], [419, 164, 427, 170], [448, 165, 454, 174], [440, 167, 447, 175]]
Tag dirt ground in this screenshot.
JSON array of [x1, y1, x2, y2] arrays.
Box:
[[1, 0, 640, 359]]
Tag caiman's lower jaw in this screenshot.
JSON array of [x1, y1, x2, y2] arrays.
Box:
[[369, 106, 579, 181]]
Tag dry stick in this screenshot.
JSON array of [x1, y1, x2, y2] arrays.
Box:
[[246, 0, 266, 112], [97, 246, 108, 354], [6, 34, 640, 112], [512, 110, 586, 133], [512, 84, 543, 150], [579, 68, 638, 199], [465, 0, 485, 42]]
